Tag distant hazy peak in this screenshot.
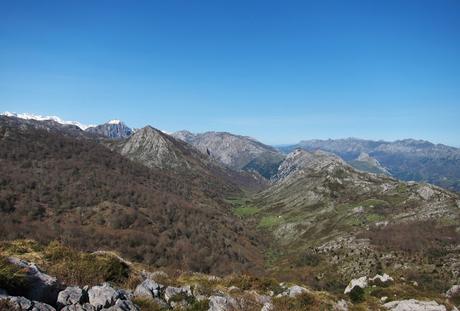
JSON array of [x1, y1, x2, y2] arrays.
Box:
[[1, 111, 93, 130], [172, 130, 196, 142]]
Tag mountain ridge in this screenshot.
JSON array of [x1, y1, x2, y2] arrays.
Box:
[[172, 130, 285, 179], [281, 138, 460, 191]]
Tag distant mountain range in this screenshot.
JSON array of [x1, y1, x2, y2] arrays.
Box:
[[2, 112, 460, 192], [281, 138, 460, 192], [1, 111, 94, 130]]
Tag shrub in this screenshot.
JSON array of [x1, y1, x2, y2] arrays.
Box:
[[295, 252, 321, 267], [132, 297, 165, 311], [450, 291, 460, 307], [348, 286, 365, 303], [186, 299, 209, 311], [0, 300, 19, 311], [272, 292, 317, 310]]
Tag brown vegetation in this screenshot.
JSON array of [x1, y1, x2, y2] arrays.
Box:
[[0, 121, 264, 275], [360, 221, 460, 254]]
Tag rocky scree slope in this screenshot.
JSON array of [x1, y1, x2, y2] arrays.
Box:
[[0, 120, 264, 275], [242, 149, 460, 293], [172, 131, 285, 179]]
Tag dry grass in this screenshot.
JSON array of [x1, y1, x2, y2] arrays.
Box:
[[42, 241, 131, 286], [272, 292, 333, 310]]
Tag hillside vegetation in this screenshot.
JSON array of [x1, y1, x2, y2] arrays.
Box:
[[0, 120, 264, 275]]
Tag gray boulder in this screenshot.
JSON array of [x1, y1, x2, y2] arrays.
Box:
[[447, 285, 460, 298], [333, 299, 349, 311], [164, 285, 192, 303], [8, 257, 62, 305], [88, 283, 120, 310], [61, 303, 96, 311], [261, 302, 274, 311], [285, 285, 308, 298], [31, 301, 56, 311], [208, 295, 239, 311], [8, 296, 34, 310], [170, 300, 190, 310], [114, 289, 133, 301], [57, 287, 87, 308], [0, 295, 56, 311], [383, 299, 447, 311], [102, 299, 139, 311], [133, 279, 163, 299], [344, 276, 367, 294]]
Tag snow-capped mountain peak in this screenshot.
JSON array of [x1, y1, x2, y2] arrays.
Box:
[[1, 111, 93, 130], [107, 119, 122, 125]]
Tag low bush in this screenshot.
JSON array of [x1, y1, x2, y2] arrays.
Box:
[[348, 286, 365, 303], [0, 256, 28, 296], [132, 297, 165, 311], [272, 292, 319, 310], [186, 299, 209, 311], [295, 252, 321, 267]]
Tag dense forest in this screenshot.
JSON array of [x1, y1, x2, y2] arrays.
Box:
[[0, 120, 264, 275]]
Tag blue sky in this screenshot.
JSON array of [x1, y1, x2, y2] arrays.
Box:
[[1, 0, 459, 146]]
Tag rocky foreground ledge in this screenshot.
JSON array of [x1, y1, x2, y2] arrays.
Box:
[[0, 240, 459, 311]]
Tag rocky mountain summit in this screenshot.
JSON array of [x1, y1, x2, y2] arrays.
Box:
[[172, 131, 285, 179], [85, 120, 133, 139], [114, 126, 191, 170]]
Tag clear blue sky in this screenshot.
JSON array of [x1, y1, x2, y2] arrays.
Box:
[[1, 0, 459, 146]]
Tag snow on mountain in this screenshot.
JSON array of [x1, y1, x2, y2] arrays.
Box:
[[1, 111, 93, 130], [107, 119, 122, 125]]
